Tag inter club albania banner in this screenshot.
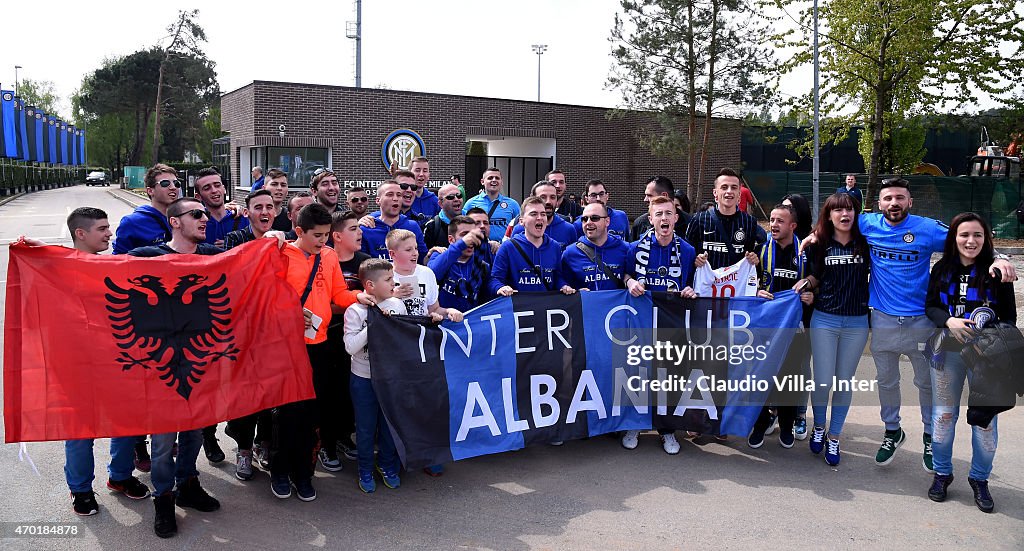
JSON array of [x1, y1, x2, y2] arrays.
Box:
[[3, 240, 315, 442], [368, 290, 803, 469]]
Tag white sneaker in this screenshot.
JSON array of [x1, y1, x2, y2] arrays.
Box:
[[621, 430, 640, 450], [661, 433, 681, 455]]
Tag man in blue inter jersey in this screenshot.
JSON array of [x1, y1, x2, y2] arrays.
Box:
[[463, 167, 520, 242], [858, 178, 1015, 471], [490, 197, 574, 296]]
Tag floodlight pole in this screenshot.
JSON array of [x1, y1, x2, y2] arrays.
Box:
[[531, 44, 547, 102]]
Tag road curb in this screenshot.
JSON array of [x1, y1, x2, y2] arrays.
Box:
[[996, 247, 1024, 256], [106, 188, 147, 209], [0, 192, 26, 208]]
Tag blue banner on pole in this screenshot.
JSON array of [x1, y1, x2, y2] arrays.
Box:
[[16, 98, 29, 161], [47, 115, 57, 164], [1, 90, 16, 158], [33, 109, 45, 163]]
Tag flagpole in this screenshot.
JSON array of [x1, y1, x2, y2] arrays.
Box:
[[811, 0, 820, 219]]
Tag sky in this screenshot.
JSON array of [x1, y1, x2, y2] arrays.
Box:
[[0, 0, 1012, 121], [2, 0, 636, 119]]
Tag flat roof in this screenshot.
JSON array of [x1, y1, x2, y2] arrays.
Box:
[[222, 80, 733, 121]]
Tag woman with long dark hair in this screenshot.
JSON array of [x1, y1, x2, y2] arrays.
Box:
[[782, 193, 813, 240], [923, 212, 1016, 513], [794, 193, 870, 466]]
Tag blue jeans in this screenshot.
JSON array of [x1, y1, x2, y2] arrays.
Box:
[[931, 352, 998, 480], [64, 437, 136, 493], [810, 310, 869, 437], [350, 374, 399, 475], [150, 430, 202, 496], [870, 310, 933, 434]]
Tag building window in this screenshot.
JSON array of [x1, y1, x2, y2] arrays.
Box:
[[267, 147, 329, 189]]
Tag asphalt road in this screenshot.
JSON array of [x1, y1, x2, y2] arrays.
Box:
[[0, 186, 1022, 550]]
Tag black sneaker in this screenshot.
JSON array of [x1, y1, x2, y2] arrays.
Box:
[[779, 428, 795, 449], [293, 477, 317, 502], [71, 491, 99, 516], [153, 493, 177, 538], [174, 477, 220, 512], [107, 476, 151, 499], [928, 473, 954, 502], [747, 413, 772, 449], [337, 437, 358, 461], [968, 478, 994, 513], [134, 439, 151, 473], [203, 433, 226, 464]]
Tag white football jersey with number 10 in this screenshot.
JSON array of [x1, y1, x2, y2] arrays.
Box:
[[694, 258, 758, 298]]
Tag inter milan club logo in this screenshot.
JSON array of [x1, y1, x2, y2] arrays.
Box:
[[104, 273, 238, 400], [381, 128, 425, 171], [903, 232, 915, 243]]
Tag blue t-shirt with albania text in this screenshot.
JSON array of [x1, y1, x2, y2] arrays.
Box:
[[859, 212, 947, 316]]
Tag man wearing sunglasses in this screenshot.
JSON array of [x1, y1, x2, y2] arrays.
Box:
[[345, 186, 370, 218], [423, 183, 464, 252], [127, 197, 223, 538], [560, 203, 630, 292], [573, 179, 631, 240], [112, 163, 179, 255], [393, 170, 429, 227], [409, 157, 441, 220]]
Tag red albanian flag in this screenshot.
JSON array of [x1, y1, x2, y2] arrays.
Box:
[[4, 239, 314, 443]]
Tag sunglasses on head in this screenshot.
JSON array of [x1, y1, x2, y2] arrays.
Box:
[[155, 179, 182, 188], [349, 197, 368, 203], [579, 215, 607, 223], [442, 193, 462, 201], [312, 167, 334, 177], [172, 208, 209, 220], [398, 183, 421, 192]]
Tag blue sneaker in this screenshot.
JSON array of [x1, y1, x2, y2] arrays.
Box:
[[825, 437, 841, 466], [270, 473, 292, 499], [358, 470, 376, 493], [293, 477, 316, 502], [376, 465, 401, 489], [809, 426, 826, 454], [794, 417, 808, 441]]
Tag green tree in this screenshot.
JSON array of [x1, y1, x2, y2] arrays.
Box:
[[153, 9, 209, 163], [771, 0, 1024, 208], [77, 46, 218, 166], [18, 79, 63, 118], [608, 0, 776, 204]]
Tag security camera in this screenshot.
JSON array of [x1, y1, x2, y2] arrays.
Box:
[[278, 124, 286, 132]]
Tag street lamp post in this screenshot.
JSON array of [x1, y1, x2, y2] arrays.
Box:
[[14, 65, 22, 95], [531, 44, 547, 102]]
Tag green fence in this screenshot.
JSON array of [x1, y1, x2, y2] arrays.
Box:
[[745, 171, 1023, 239], [0, 160, 87, 195]]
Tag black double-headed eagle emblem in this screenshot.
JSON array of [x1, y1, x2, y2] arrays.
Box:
[[104, 273, 239, 400]]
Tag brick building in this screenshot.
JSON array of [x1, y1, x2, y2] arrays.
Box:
[[219, 80, 742, 220]]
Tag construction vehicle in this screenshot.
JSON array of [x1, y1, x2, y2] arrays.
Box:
[[968, 127, 1021, 179]]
